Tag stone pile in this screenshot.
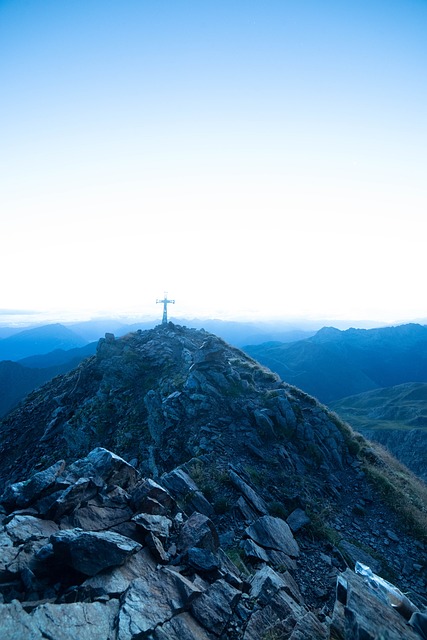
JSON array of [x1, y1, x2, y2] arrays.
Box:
[[1, 447, 426, 639]]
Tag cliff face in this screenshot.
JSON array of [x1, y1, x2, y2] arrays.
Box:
[[0, 324, 426, 639]]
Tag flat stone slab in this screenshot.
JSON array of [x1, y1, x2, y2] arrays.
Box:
[[245, 516, 299, 558]]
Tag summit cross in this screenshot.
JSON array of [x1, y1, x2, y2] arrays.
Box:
[[156, 293, 175, 324]]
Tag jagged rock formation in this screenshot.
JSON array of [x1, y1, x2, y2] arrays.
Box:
[[0, 324, 426, 638]]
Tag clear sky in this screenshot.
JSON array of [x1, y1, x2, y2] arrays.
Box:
[[1, 0, 426, 326]]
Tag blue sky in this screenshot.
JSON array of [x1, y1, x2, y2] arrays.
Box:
[[1, 1, 426, 325]]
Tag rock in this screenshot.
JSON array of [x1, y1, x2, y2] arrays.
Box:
[[150, 611, 214, 639], [46, 478, 99, 520], [130, 478, 175, 514], [245, 515, 300, 558], [5, 515, 58, 544], [118, 567, 203, 639], [331, 568, 420, 639], [66, 448, 139, 489], [287, 508, 311, 533], [161, 468, 214, 516], [0, 460, 66, 510], [50, 528, 142, 576], [66, 499, 133, 531], [0, 600, 43, 639], [190, 578, 241, 635], [187, 547, 220, 573], [240, 538, 270, 563], [250, 565, 303, 606], [82, 547, 156, 595], [228, 468, 269, 516], [132, 513, 172, 541], [30, 600, 119, 640], [178, 512, 219, 553]]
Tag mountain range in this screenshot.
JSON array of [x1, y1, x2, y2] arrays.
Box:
[[0, 323, 426, 639], [244, 323, 427, 403]]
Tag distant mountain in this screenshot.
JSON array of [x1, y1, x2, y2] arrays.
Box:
[[332, 382, 427, 482], [166, 318, 316, 347], [0, 323, 88, 361], [18, 342, 98, 369], [0, 343, 98, 418], [244, 323, 427, 403]]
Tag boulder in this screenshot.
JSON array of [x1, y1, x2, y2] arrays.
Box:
[[149, 611, 214, 639], [161, 468, 214, 516], [130, 478, 175, 514], [228, 468, 269, 516], [132, 513, 172, 541], [66, 448, 139, 489], [50, 528, 142, 576], [118, 567, 203, 639], [30, 600, 119, 640], [331, 568, 420, 640], [245, 515, 300, 558], [190, 578, 242, 635], [0, 460, 66, 510], [82, 547, 156, 596], [5, 515, 58, 544], [178, 512, 219, 553]]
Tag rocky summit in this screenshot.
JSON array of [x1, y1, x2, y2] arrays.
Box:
[[0, 323, 426, 639]]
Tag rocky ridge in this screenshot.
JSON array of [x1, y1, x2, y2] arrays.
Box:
[[0, 323, 426, 638]]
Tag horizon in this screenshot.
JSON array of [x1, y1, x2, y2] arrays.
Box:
[[1, 1, 426, 324], [0, 306, 425, 333]]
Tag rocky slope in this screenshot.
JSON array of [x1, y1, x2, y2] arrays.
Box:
[[0, 323, 426, 638]]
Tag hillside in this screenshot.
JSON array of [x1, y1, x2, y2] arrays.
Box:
[[0, 324, 426, 639], [244, 323, 427, 403], [332, 382, 427, 482]]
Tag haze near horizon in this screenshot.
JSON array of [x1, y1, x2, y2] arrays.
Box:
[[1, 1, 426, 326]]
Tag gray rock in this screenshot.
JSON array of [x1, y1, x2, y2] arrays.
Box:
[[187, 547, 220, 572], [50, 528, 142, 576], [47, 478, 99, 520], [0, 600, 43, 639], [31, 600, 119, 640], [149, 611, 214, 639], [245, 516, 300, 558], [132, 513, 172, 541], [67, 499, 133, 531], [287, 508, 311, 533], [178, 512, 219, 553], [161, 468, 213, 516], [239, 538, 270, 562], [83, 547, 156, 595], [250, 565, 302, 606], [228, 468, 269, 515], [5, 515, 58, 544], [66, 448, 139, 489], [0, 460, 66, 510], [191, 578, 241, 635], [118, 567, 203, 639], [338, 540, 382, 574], [130, 478, 175, 514], [331, 568, 420, 639]]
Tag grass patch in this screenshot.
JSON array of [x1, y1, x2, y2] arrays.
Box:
[[361, 442, 427, 541]]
